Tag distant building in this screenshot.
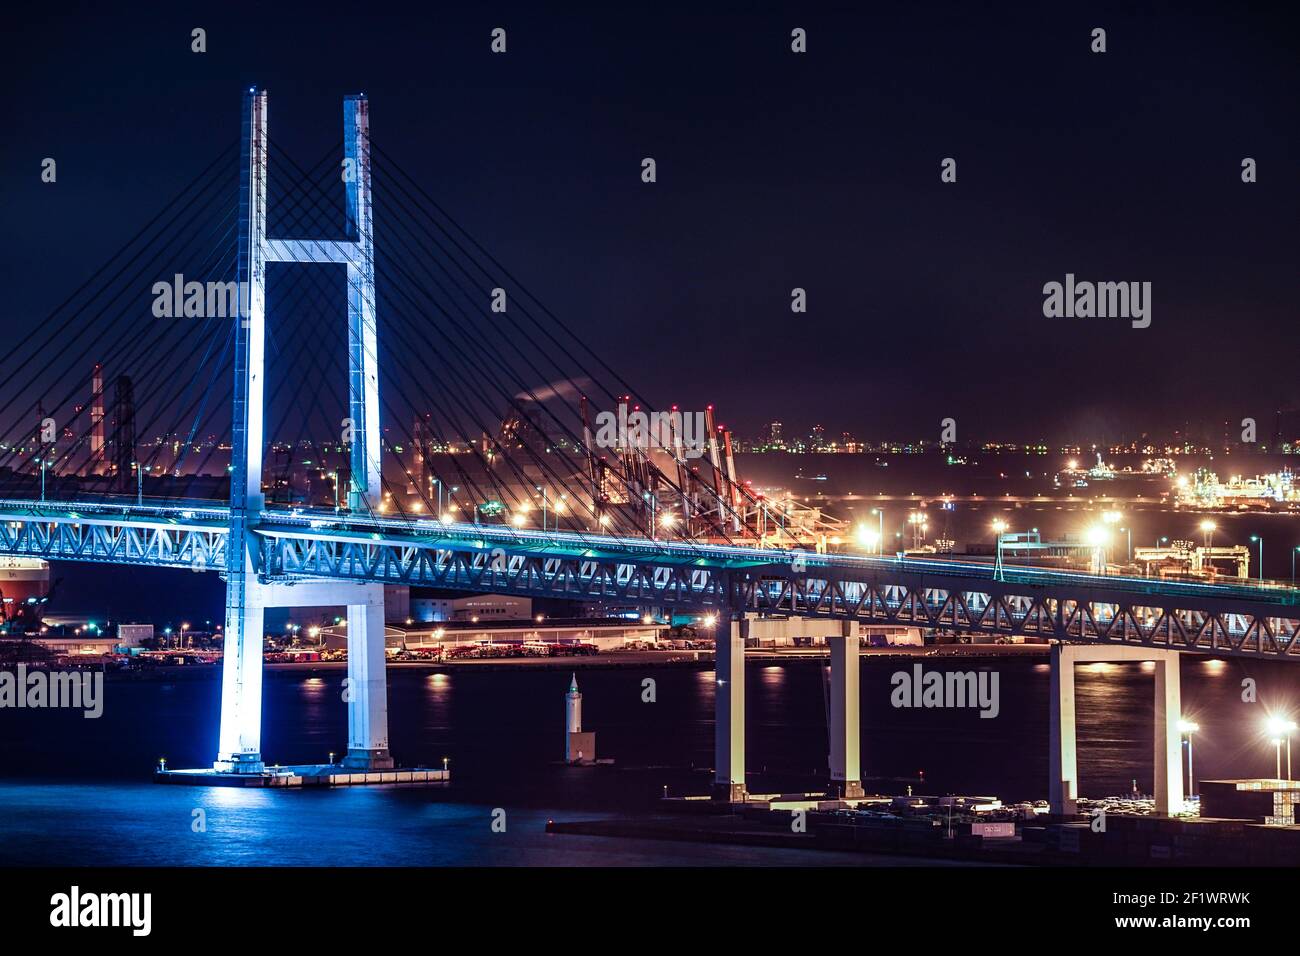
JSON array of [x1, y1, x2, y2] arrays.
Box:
[[410, 592, 532, 623]]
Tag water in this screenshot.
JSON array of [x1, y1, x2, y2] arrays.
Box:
[[0, 656, 1290, 865]]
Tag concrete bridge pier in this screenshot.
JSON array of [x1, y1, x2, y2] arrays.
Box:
[[344, 584, 393, 769], [713, 615, 747, 801], [213, 568, 266, 773], [828, 620, 863, 798], [1049, 643, 1184, 816]]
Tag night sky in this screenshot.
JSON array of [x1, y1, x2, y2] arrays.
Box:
[[4, 2, 1297, 443]]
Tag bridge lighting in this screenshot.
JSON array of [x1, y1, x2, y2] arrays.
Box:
[[1199, 519, 1217, 549], [659, 512, 677, 529], [510, 513, 526, 528], [440, 512, 453, 525], [703, 614, 717, 628], [597, 514, 610, 528]]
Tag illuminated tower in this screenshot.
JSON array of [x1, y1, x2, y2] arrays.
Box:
[[215, 88, 389, 774]]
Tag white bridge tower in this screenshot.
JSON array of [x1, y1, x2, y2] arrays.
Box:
[[214, 88, 390, 773]]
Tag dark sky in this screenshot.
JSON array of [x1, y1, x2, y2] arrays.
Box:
[[4, 1, 1297, 444]]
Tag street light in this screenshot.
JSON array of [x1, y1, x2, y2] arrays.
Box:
[[870, 507, 885, 548], [1249, 535, 1264, 583], [1266, 717, 1297, 780], [1085, 525, 1112, 574], [855, 524, 880, 553], [907, 511, 927, 549], [1199, 519, 1217, 549], [1178, 719, 1199, 797], [991, 519, 1008, 581]]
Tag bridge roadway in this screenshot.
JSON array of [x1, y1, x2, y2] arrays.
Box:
[[0, 496, 1298, 660]]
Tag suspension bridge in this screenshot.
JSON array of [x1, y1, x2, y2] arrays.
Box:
[[4, 90, 1298, 807]]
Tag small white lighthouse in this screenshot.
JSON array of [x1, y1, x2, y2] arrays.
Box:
[[564, 673, 596, 764]]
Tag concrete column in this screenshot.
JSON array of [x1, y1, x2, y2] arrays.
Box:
[[1048, 643, 1078, 814], [1153, 652, 1183, 815], [213, 569, 265, 773], [828, 620, 863, 798], [713, 615, 747, 800], [343, 584, 393, 768]]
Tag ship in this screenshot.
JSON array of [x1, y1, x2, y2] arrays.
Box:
[[1174, 467, 1300, 511], [0, 557, 51, 630]]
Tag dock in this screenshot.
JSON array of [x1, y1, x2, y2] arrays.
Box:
[[154, 765, 450, 788]]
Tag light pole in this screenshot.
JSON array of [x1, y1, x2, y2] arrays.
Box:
[[1199, 519, 1216, 550], [1119, 526, 1132, 563], [431, 477, 442, 515], [1178, 719, 1199, 797], [855, 524, 880, 554], [1249, 535, 1263, 583], [1267, 717, 1297, 779], [991, 518, 1008, 581], [1086, 525, 1111, 575], [907, 511, 927, 549], [537, 486, 548, 532], [1293, 545, 1300, 586], [871, 507, 885, 553]]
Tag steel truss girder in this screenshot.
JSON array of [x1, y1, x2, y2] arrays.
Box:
[[733, 567, 1300, 660], [0, 515, 225, 570], [3, 504, 1300, 661], [257, 530, 734, 611]]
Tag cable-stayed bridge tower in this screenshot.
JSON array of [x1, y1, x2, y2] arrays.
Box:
[[214, 88, 390, 774]]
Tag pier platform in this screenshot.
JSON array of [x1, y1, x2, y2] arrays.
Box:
[[154, 765, 449, 788]]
